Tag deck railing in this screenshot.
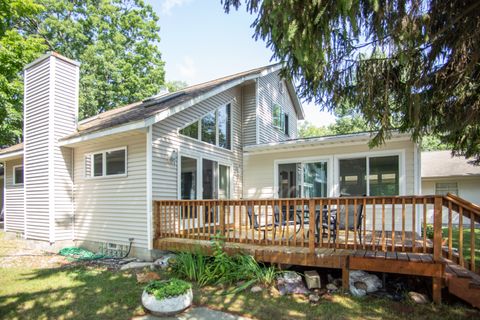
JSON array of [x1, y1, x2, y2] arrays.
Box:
[[153, 194, 478, 272]]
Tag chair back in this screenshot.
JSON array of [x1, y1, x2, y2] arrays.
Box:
[[339, 196, 364, 230], [247, 206, 259, 228]]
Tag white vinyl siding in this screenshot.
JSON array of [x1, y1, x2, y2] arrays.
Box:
[[24, 57, 52, 241], [152, 87, 243, 201], [243, 139, 416, 231], [242, 83, 257, 146], [73, 131, 148, 248], [257, 73, 298, 143], [23, 55, 77, 242], [4, 158, 24, 234]]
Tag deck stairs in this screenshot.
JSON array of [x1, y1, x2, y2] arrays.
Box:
[[444, 260, 480, 308]]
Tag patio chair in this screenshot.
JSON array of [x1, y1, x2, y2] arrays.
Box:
[[321, 195, 365, 245], [273, 204, 303, 239], [246, 206, 274, 239]]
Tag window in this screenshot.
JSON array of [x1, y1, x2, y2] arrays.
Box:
[[178, 103, 231, 150], [272, 104, 289, 135], [85, 147, 126, 178], [436, 182, 458, 196], [278, 161, 328, 198], [219, 164, 230, 199], [339, 155, 399, 196], [180, 156, 197, 200], [13, 165, 23, 185]]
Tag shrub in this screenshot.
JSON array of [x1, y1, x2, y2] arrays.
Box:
[[144, 278, 192, 301], [423, 224, 434, 239]]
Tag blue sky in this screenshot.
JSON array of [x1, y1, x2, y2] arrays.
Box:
[[146, 0, 336, 126]]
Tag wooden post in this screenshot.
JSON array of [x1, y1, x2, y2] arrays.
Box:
[[433, 196, 443, 304], [220, 201, 225, 236], [309, 199, 315, 255], [342, 256, 350, 291]]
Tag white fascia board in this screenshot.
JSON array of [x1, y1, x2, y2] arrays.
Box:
[[146, 125, 153, 250], [0, 151, 23, 161], [244, 132, 412, 155]]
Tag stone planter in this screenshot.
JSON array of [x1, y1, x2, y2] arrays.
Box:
[[141, 288, 193, 316]]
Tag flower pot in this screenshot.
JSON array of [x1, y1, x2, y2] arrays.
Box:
[[141, 288, 193, 316]]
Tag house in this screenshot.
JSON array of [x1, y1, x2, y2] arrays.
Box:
[[2, 52, 479, 306], [0, 51, 420, 259], [422, 150, 480, 224]]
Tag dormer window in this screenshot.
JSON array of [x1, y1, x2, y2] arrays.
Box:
[[179, 103, 231, 150], [272, 104, 289, 136]]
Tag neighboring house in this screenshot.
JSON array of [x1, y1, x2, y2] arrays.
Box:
[[422, 150, 480, 225], [0, 52, 420, 259]]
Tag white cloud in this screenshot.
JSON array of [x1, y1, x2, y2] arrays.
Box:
[[160, 0, 191, 15], [177, 56, 197, 81]]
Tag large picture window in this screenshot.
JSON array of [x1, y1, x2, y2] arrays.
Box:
[[277, 161, 328, 198], [339, 155, 399, 196], [85, 147, 126, 178], [179, 103, 231, 150]]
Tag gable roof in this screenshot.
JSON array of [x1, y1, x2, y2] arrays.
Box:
[[421, 150, 480, 178], [0, 142, 23, 160], [59, 63, 304, 145]]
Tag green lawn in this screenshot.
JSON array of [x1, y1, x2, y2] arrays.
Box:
[[1, 232, 479, 320], [441, 226, 480, 267]]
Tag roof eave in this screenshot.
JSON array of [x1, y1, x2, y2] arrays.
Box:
[[0, 150, 24, 161]]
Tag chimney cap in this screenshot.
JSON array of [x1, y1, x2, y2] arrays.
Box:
[[24, 51, 81, 70]]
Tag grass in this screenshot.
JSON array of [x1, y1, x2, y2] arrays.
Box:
[[1, 231, 480, 319], [442, 226, 480, 267]]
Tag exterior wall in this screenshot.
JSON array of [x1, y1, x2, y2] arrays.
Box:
[[243, 139, 417, 231], [0, 176, 4, 216], [152, 87, 243, 200], [257, 72, 298, 143], [4, 158, 24, 233], [23, 54, 77, 242], [24, 57, 52, 241], [422, 176, 480, 225], [242, 83, 257, 146], [73, 131, 148, 249]]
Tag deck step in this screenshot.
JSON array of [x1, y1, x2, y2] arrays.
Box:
[[443, 260, 480, 308]]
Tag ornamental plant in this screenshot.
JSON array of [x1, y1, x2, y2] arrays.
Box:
[[144, 278, 192, 301]]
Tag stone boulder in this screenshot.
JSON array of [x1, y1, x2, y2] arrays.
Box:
[[276, 271, 309, 295], [141, 288, 193, 316], [349, 270, 382, 297], [153, 253, 177, 269]]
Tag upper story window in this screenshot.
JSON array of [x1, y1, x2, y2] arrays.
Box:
[[13, 165, 23, 185], [272, 104, 289, 136], [179, 103, 231, 150], [85, 147, 127, 178]]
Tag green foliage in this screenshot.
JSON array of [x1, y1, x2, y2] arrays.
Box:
[[299, 116, 369, 138], [144, 278, 191, 301], [170, 233, 282, 289], [0, 0, 166, 146], [223, 0, 480, 163], [423, 224, 434, 240], [421, 135, 451, 152]]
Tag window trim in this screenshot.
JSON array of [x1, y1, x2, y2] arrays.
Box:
[[12, 165, 24, 185], [334, 149, 406, 196], [272, 103, 289, 135], [177, 102, 233, 151], [84, 146, 128, 179]]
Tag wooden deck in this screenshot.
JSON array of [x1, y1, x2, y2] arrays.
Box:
[[153, 194, 480, 307]]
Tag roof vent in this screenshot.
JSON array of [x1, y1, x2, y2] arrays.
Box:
[[142, 91, 187, 107], [143, 86, 170, 102]]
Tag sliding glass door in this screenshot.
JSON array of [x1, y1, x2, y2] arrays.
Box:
[[278, 161, 328, 198]]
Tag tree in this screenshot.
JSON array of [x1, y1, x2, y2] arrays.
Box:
[[299, 116, 369, 138], [0, 0, 166, 146], [223, 1, 480, 163], [0, 0, 46, 146]]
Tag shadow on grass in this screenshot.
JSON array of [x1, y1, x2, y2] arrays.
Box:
[[0, 265, 145, 320]]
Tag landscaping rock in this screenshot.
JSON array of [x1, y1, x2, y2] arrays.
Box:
[[349, 270, 382, 297], [153, 253, 177, 269], [408, 291, 430, 304], [120, 261, 154, 271], [304, 270, 321, 289], [276, 271, 309, 295], [326, 283, 338, 291], [308, 293, 320, 303], [333, 278, 343, 288], [250, 285, 263, 293], [136, 272, 161, 283]]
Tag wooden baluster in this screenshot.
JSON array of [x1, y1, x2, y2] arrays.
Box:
[[353, 198, 357, 250], [177, 201, 181, 237], [402, 198, 406, 252], [391, 199, 395, 252], [279, 200, 284, 246], [448, 201, 453, 259], [219, 201, 225, 238], [412, 198, 416, 253], [423, 198, 427, 253], [345, 198, 349, 249], [271, 200, 275, 245], [336, 197, 340, 249], [372, 198, 376, 251], [327, 199, 331, 248], [382, 198, 386, 252], [301, 200, 305, 247], [251, 202, 255, 244], [471, 212, 476, 272], [362, 197, 367, 250], [309, 199, 315, 255], [293, 200, 297, 247], [286, 199, 290, 246], [459, 206, 464, 267], [433, 196, 443, 263]]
